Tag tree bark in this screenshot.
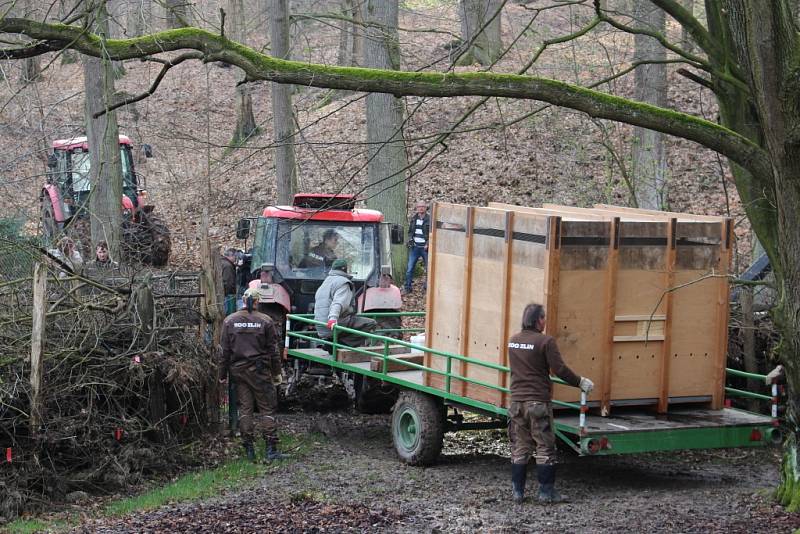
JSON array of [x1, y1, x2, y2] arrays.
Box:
[[631, 2, 667, 209], [456, 0, 504, 66], [106, 0, 126, 78], [126, 0, 153, 36], [19, 0, 40, 82], [740, 286, 759, 411], [363, 0, 408, 278], [269, 0, 298, 204], [681, 0, 694, 51], [82, 2, 123, 260], [165, 0, 192, 29], [337, 0, 363, 67], [228, 0, 258, 145]]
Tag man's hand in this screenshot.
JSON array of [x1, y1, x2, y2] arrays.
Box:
[[579, 377, 594, 394], [272, 372, 284, 386], [327, 319, 337, 330]]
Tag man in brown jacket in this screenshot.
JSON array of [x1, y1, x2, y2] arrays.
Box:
[[220, 288, 287, 461], [508, 303, 594, 504]]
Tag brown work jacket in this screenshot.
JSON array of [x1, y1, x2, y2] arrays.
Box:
[[220, 309, 281, 376], [508, 328, 581, 403]]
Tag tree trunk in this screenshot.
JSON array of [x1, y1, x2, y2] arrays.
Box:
[[337, 0, 363, 67], [708, 0, 800, 508], [126, 0, 152, 36], [19, 0, 40, 82], [631, 2, 667, 210], [165, 0, 191, 29], [83, 2, 123, 260], [228, 0, 258, 145], [681, 0, 694, 51], [106, 0, 126, 78], [59, 0, 79, 64], [269, 0, 298, 204], [740, 287, 759, 411], [363, 0, 408, 278], [456, 0, 504, 66]]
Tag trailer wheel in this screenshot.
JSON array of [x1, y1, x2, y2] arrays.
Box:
[[391, 391, 444, 466]]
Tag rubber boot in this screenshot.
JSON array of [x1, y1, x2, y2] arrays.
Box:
[[536, 464, 569, 503], [511, 463, 527, 504], [265, 439, 288, 461], [243, 442, 255, 462]]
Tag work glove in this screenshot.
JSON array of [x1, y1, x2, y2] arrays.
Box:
[[579, 377, 594, 394], [272, 372, 284, 386], [765, 365, 784, 385], [327, 319, 337, 330]]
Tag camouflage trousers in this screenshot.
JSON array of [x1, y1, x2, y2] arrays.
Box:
[[230, 364, 278, 444], [508, 400, 556, 465]]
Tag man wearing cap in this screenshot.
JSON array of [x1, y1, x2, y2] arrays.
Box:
[[508, 303, 594, 504], [220, 287, 287, 462], [300, 229, 339, 269], [404, 201, 430, 293], [314, 259, 377, 347]]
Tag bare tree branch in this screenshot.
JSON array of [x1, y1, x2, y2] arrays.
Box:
[[0, 18, 772, 183]]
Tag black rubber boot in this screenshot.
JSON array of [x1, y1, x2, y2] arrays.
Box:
[[511, 463, 527, 504], [536, 464, 569, 503], [243, 442, 255, 462], [265, 439, 288, 461]]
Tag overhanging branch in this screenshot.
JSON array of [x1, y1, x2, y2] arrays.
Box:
[[0, 17, 773, 183], [95, 52, 203, 117]]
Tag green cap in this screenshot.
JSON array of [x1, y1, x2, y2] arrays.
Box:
[[331, 258, 348, 271]]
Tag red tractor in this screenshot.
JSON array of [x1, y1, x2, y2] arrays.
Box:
[[236, 193, 406, 411], [41, 134, 171, 266]]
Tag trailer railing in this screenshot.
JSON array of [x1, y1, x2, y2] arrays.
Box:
[[286, 314, 783, 453], [286, 313, 588, 437], [725, 367, 782, 429]]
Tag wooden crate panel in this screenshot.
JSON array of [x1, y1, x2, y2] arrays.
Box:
[[667, 270, 720, 397], [553, 270, 607, 404]]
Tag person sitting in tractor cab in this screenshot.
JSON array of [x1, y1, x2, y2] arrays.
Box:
[[248, 265, 274, 290], [314, 259, 377, 348], [299, 229, 339, 269]]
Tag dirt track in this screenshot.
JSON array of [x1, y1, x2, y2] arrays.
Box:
[[70, 407, 799, 534]]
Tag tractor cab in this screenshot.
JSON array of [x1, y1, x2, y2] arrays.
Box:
[[45, 135, 151, 222], [237, 194, 404, 340], [41, 135, 170, 266]]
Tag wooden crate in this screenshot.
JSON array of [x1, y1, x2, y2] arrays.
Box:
[[422, 202, 732, 415]]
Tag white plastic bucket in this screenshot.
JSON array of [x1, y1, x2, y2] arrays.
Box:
[[409, 333, 426, 355]]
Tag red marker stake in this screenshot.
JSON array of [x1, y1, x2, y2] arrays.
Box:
[[5, 448, 11, 463]]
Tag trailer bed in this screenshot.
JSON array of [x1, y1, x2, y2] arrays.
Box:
[[297, 348, 425, 385], [288, 326, 779, 458]]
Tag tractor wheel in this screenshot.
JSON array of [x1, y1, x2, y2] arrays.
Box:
[[391, 391, 444, 466], [40, 195, 59, 241]]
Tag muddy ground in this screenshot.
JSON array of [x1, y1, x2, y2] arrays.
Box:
[[70, 403, 799, 534]]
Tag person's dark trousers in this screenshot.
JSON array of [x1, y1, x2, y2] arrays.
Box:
[[224, 294, 237, 316], [404, 246, 428, 292], [224, 294, 238, 432]]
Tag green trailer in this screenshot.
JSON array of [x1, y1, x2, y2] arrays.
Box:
[[286, 313, 781, 466]]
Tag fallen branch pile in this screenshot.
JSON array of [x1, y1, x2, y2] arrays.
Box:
[[0, 239, 218, 521]]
